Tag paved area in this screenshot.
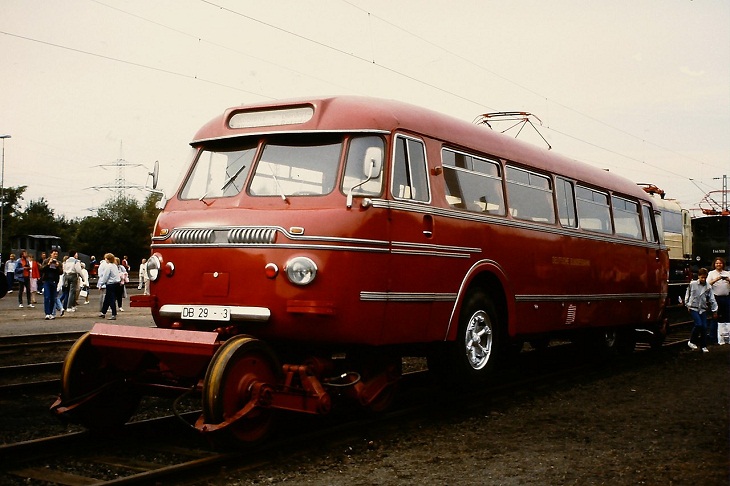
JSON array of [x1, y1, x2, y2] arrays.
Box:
[[0, 286, 155, 336]]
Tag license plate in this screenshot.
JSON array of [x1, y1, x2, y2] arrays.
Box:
[[181, 306, 231, 321]]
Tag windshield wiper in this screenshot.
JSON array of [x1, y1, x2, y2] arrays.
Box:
[[267, 163, 288, 202], [221, 164, 247, 192]]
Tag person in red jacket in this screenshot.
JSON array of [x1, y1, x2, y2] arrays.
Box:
[[28, 254, 41, 304], [15, 250, 33, 308]]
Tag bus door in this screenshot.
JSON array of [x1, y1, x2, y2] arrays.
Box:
[[381, 133, 448, 343], [645, 203, 669, 318]]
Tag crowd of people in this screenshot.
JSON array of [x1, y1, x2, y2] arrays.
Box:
[[3, 250, 150, 320]]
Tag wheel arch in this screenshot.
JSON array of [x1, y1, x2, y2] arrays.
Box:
[[444, 259, 515, 342]]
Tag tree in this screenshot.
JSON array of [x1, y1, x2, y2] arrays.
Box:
[[15, 198, 59, 235], [13, 198, 80, 256], [75, 195, 159, 270], [1, 185, 27, 257], [142, 192, 163, 232]]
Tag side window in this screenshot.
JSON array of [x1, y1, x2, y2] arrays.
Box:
[[506, 166, 555, 223], [442, 148, 505, 215], [392, 135, 429, 202], [612, 196, 642, 239], [556, 177, 577, 228], [576, 186, 612, 234], [661, 209, 683, 234], [642, 205, 658, 242]]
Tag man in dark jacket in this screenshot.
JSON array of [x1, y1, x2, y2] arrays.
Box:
[[40, 250, 62, 320]]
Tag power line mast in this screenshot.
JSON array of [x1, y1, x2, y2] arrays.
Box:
[[89, 142, 145, 201]]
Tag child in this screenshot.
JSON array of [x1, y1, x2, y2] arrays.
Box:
[[685, 268, 718, 352]]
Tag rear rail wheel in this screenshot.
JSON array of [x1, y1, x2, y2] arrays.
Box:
[[648, 320, 669, 350], [574, 328, 635, 359], [529, 338, 550, 352], [616, 329, 637, 354], [201, 335, 282, 444]]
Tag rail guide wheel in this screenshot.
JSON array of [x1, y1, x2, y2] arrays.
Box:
[[363, 359, 401, 414], [202, 335, 282, 443], [347, 353, 402, 413], [58, 332, 141, 431]]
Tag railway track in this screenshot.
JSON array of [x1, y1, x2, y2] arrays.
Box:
[[0, 331, 85, 369], [0, 362, 61, 392], [0, 332, 85, 393], [0, 335, 694, 485], [0, 331, 87, 348]]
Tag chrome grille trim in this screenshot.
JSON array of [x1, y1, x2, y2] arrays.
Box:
[[169, 228, 215, 244], [228, 227, 276, 244]]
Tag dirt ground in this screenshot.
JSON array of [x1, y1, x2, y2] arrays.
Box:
[[216, 343, 729, 485]]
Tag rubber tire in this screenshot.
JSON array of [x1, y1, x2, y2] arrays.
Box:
[[428, 290, 502, 386]]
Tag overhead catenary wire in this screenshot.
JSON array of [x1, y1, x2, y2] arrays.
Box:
[[1, 4, 717, 181], [340, 0, 721, 172], [1, 2, 725, 210], [202, 0, 724, 198]]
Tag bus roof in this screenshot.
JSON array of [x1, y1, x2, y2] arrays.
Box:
[[192, 96, 650, 202], [647, 196, 684, 214]]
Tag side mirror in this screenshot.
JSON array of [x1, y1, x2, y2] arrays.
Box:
[[150, 160, 160, 190], [146, 160, 167, 209], [347, 147, 383, 209], [363, 147, 382, 179]]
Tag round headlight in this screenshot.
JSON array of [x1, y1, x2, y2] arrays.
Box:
[[147, 254, 162, 281], [285, 257, 317, 286]]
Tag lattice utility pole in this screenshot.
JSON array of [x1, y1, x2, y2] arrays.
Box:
[[90, 142, 145, 201]]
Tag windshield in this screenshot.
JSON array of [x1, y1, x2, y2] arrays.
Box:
[[178, 134, 385, 200], [249, 136, 342, 196], [180, 143, 257, 200]]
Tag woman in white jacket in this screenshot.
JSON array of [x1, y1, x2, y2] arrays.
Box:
[[97, 253, 121, 320], [78, 262, 90, 305]]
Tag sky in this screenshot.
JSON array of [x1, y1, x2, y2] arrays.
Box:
[[1, 0, 728, 219]]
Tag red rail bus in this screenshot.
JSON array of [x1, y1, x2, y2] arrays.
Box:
[[53, 96, 669, 441]]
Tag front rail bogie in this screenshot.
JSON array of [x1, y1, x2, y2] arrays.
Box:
[[52, 324, 401, 441]]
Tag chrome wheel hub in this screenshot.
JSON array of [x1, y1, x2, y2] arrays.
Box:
[[464, 310, 493, 370]]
